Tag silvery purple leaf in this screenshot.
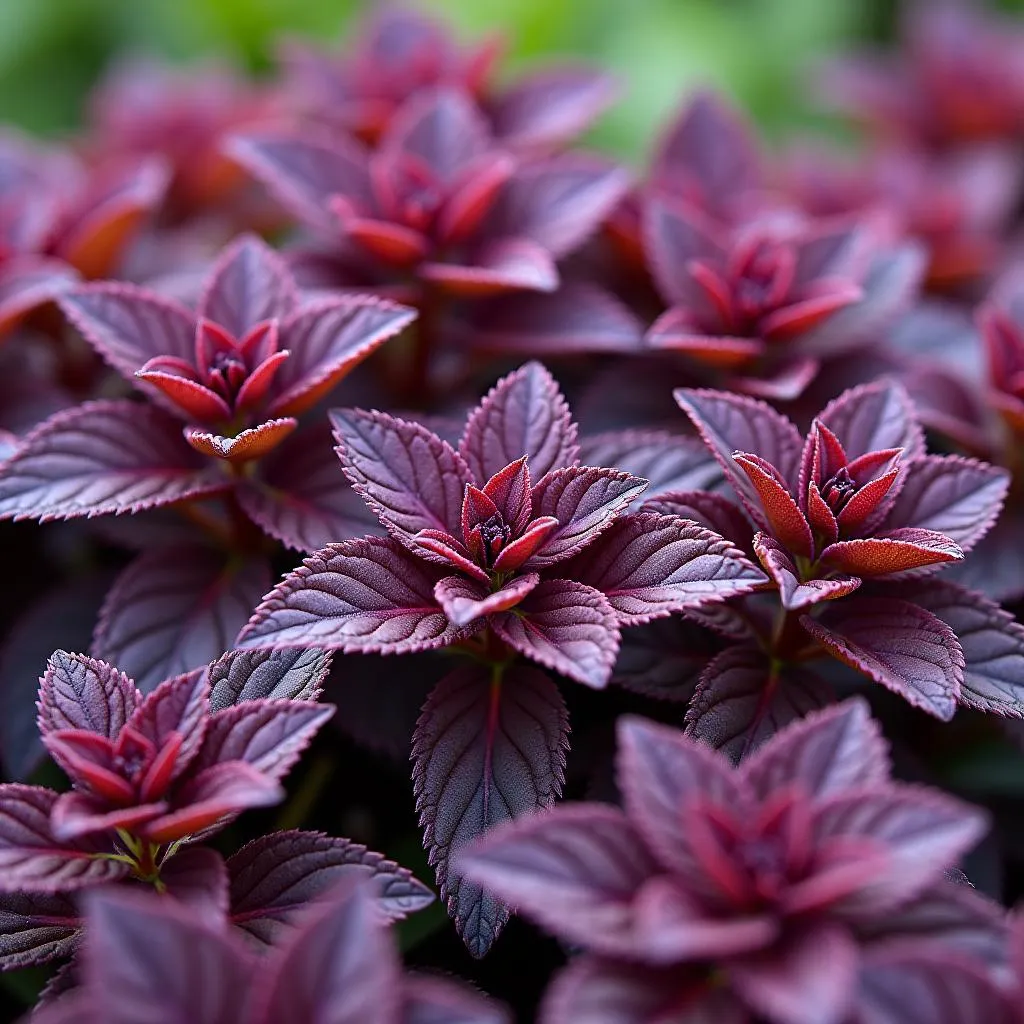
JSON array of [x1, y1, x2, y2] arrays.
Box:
[[208, 648, 332, 711], [0, 890, 80, 969], [37, 650, 139, 741]]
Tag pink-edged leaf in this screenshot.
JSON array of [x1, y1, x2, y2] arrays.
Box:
[[434, 574, 539, 627], [93, 547, 271, 694], [614, 618, 723, 702], [490, 579, 619, 688], [741, 697, 889, 800], [880, 455, 1008, 556], [675, 388, 804, 527], [904, 580, 1024, 718], [37, 650, 139, 741], [238, 421, 383, 553], [49, 792, 167, 843], [801, 598, 964, 720], [0, 400, 229, 521], [138, 370, 232, 423], [226, 131, 373, 231], [268, 296, 416, 418], [579, 430, 721, 502], [562, 512, 767, 625], [438, 152, 516, 246], [421, 240, 558, 296], [198, 234, 298, 336], [459, 361, 579, 483], [646, 312, 765, 369], [0, 257, 78, 338], [185, 418, 297, 463], [685, 646, 835, 762], [58, 284, 196, 383], [642, 197, 723, 306], [820, 530, 963, 577], [192, 700, 335, 781], [468, 283, 643, 355], [528, 467, 647, 565], [0, 785, 128, 892], [238, 537, 461, 655], [733, 454, 813, 559], [491, 67, 616, 151], [228, 830, 434, 947], [761, 285, 863, 341], [814, 379, 925, 464], [413, 663, 568, 958], [0, 890, 80, 969], [331, 408, 471, 541], [488, 154, 630, 258], [403, 974, 510, 1024], [208, 648, 332, 712], [754, 533, 860, 611]]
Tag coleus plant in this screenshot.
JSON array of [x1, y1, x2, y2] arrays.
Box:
[[617, 377, 1021, 753], [460, 699, 1007, 1024], [237, 360, 767, 954], [28, 879, 507, 1024], [0, 233, 413, 689]]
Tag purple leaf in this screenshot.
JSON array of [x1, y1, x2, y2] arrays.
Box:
[[0, 891, 80, 969], [127, 669, 210, 778], [685, 646, 835, 761], [434, 573, 539, 627], [238, 537, 461, 654], [0, 257, 78, 339], [208, 648, 332, 711], [412, 664, 568, 957], [490, 579, 620, 688], [403, 974, 510, 1024], [880, 455, 1008, 555], [528, 467, 647, 565], [332, 408, 471, 542], [643, 490, 756, 553], [93, 547, 271, 694], [459, 361, 579, 483], [228, 830, 435, 947], [238, 421, 384, 553], [37, 650, 139, 741], [0, 400, 229, 521], [192, 700, 335, 781], [161, 847, 230, 926], [814, 379, 925, 463], [755, 533, 860, 611], [422, 240, 558, 296], [613, 618, 723, 702], [269, 296, 416, 418], [197, 233, 298, 336], [0, 785, 128, 892], [801, 598, 964, 720], [642, 198, 724, 306], [562, 512, 767, 625]]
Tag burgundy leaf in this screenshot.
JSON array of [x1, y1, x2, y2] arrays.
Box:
[[0, 400, 228, 521], [332, 408, 471, 541], [37, 650, 139, 741], [434, 573, 539, 627], [127, 668, 210, 780], [0, 258, 78, 339], [412, 664, 568, 958], [643, 198, 723, 306], [562, 512, 767, 625], [755, 533, 860, 611], [459, 361, 579, 483], [820, 531, 963, 577], [421, 241, 558, 296], [93, 547, 271, 694], [643, 491, 756, 553], [208, 648, 332, 711], [685, 646, 835, 761], [803, 599, 964, 719], [184, 419, 297, 464], [0, 785, 128, 892], [238, 537, 461, 654], [228, 830, 434, 947], [490, 579, 620, 688], [814, 379, 925, 464], [198, 233, 298, 336], [160, 847, 230, 926], [0, 890, 80, 969], [614, 618, 723, 702]]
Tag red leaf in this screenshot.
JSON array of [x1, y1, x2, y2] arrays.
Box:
[[185, 418, 298, 463], [820, 530, 963, 577], [754, 534, 860, 611], [642, 197, 723, 306], [421, 239, 558, 296], [733, 454, 813, 559]]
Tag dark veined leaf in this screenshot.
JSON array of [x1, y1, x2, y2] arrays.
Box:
[[238, 537, 461, 654], [613, 618, 723, 701], [814, 379, 925, 464], [0, 891, 80, 969], [93, 547, 271, 693], [208, 648, 332, 711], [37, 650, 139, 740], [685, 646, 835, 761], [228, 830, 435, 947], [459, 361, 580, 483], [412, 664, 568, 958], [801, 598, 964, 720], [0, 400, 228, 522]]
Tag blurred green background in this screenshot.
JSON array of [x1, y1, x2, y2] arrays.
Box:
[[3, 0, 1024, 157]]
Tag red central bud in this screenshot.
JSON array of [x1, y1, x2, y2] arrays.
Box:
[[470, 511, 511, 567]]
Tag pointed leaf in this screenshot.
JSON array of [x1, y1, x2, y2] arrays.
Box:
[[37, 650, 139, 741], [755, 533, 860, 611], [0, 400, 229, 521], [490, 579, 619, 688], [642, 197, 723, 306], [0, 257, 78, 339], [238, 537, 461, 654], [434, 574, 539, 627], [0, 890, 80, 969], [184, 419, 297, 464], [459, 361, 579, 483], [128, 669, 210, 782], [801, 599, 963, 720], [208, 648, 331, 711], [820, 531, 963, 577], [412, 664, 568, 958], [421, 240, 558, 296], [815, 379, 925, 463], [685, 646, 835, 762], [562, 512, 767, 625]]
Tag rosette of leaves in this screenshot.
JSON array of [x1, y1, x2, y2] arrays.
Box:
[[238, 360, 766, 955], [0, 647, 437, 982], [614, 378, 1019, 754], [28, 879, 505, 1024], [0, 234, 413, 690], [281, 3, 615, 153], [460, 700, 1008, 1024]]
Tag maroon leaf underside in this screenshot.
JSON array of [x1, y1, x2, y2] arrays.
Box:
[[412, 664, 568, 958]]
